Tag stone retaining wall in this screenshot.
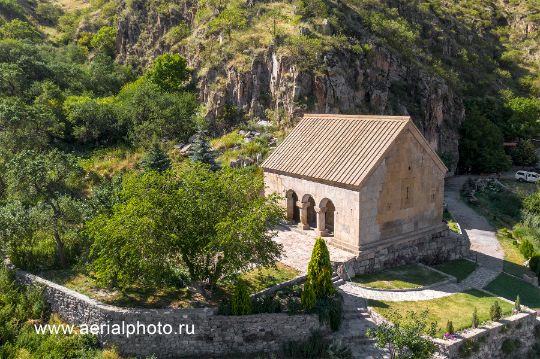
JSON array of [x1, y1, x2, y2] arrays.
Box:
[[337, 227, 470, 279], [434, 312, 540, 359], [15, 269, 328, 358], [369, 305, 539, 359]]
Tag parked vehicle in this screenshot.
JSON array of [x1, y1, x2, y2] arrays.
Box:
[[515, 170, 540, 183]]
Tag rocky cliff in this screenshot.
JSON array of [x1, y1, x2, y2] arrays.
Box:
[[107, 0, 539, 172]]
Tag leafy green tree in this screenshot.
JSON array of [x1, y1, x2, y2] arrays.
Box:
[[506, 96, 540, 138], [0, 62, 23, 95], [63, 95, 120, 145], [189, 129, 217, 169], [145, 53, 190, 92], [0, 97, 62, 159], [459, 109, 512, 173], [296, 0, 328, 18], [524, 191, 540, 215], [4, 150, 86, 267], [115, 78, 198, 145], [367, 310, 437, 359], [510, 140, 538, 166], [0, 19, 41, 42], [306, 237, 335, 300], [90, 26, 116, 56], [140, 140, 172, 172], [88, 165, 284, 289], [208, 1, 248, 39]]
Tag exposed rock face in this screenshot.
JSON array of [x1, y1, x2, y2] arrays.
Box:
[[198, 46, 463, 171], [114, 1, 464, 171]]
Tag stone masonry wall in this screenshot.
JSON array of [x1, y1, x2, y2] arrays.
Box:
[[337, 227, 470, 278], [15, 270, 328, 358], [435, 312, 540, 359]]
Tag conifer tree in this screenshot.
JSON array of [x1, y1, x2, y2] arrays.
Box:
[[306, 237, 335, 300], [189, 129, 218, 169], [141, 140, 171, 172]]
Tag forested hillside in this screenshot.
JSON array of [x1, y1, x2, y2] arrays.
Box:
[[0, 0, 539, 291]]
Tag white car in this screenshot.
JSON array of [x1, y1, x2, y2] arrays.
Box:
[[515, 170, 540, 183]]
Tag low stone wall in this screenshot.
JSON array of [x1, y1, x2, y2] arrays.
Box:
[[435, 312, 540, 359], [369, 305, 540, 359], [337, 226, 470, 278], [15, 269, 328, 358]]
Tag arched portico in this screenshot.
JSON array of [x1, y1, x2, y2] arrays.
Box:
[[316, 198, 335, 237], [285, 190, 300, 224], [299, 194, 317, 230]]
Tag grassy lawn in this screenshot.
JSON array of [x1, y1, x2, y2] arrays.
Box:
[[368, 289, 514, 337], [433, 259, 478, 282], [39, 262, 299, 308], [484, 273, 540, 310], [496, 229, 533, 277], [352, 264, 448, 289]]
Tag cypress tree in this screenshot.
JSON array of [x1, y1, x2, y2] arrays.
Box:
[[306, 237, 335, 300], [141, 140, 171, 172]]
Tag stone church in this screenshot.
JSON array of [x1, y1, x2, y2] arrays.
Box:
[[262, 114, 453, 257]]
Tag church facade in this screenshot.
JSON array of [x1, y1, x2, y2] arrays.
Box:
[[262, 114, 449, 255]]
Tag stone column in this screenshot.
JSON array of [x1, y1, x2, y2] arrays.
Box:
[[315, 207, 328, 237], [298, 201, 310, 230], [286, 195, 294, 224]]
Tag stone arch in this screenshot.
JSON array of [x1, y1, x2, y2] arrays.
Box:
[[300, 194, 317, 229], [318, 198, 335, 236], [285, 190, 300, 224]]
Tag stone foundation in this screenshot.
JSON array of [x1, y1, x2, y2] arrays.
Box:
[[14, 269, 328, 358], [336, 226, 470, 279]]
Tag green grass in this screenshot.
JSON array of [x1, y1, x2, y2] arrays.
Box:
[[484, 273, 540, 310], [39, 263, 299, 308], [368, 289, 514, 337], [433, 259, 478, 282], [352, 264, 447, 290], [496, 229, 534, 277], [467, 189, 522, 228], [238, 262, 300, 293]]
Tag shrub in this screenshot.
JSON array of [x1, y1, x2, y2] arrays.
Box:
[[315, 295, 343, 331], [446, 320, 455, 334], [252, 294, 282, 314], [510, 140, 538, 166], [286, 297, 303, 315], [306, 237, 335, 300], [520, 239, 535, 259], [301, 280, 316, 310], [501, 338, 521, 355], [282, 330, 329, 358], [472, 307, 479, 328], [231, 281, 252, 315], [490, 301, 502, 321], [529, 254, 540, 274], [515, 295, 521, 312]]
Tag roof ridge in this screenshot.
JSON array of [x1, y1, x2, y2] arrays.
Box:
[[303, 114, 411, 121]]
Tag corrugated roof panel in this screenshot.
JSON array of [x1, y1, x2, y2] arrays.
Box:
[[261, 114, 414, 188]]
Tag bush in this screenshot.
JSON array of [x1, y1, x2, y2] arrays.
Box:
[[490, 301, 502, 321], [446, 320, 455, 334], [515, 295, 521, 312], [501, 338, 521, 355], [282, 331, 329, 358], [472, 307, 479, 328], [315, 295, 343, 331], [520, 239, 535, 259], [529, 254, 540, 274], [286, 297, 303, 315], [252, 294, 282, 314], [231, 281, 252, 315], [510, 140, 538, 166]]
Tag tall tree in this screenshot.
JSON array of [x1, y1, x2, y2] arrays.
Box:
[[189, 129, 217, 169], [145, 53, 190, 92], [4, 150, 86, 267]]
